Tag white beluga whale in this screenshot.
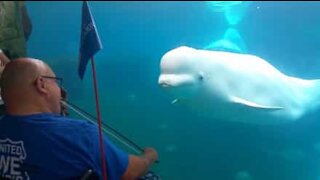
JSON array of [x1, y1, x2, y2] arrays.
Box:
[[158, 46, 320, 124]]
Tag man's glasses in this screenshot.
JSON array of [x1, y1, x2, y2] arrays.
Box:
[[41, 75, 68, 116], [41, 75, 63, 88]]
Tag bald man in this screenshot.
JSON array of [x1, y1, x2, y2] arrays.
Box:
[[0, 58, 159, 180]]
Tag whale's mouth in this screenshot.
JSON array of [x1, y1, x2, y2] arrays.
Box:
[[158, 74, 196, 88], [159, 82, 172, 88]]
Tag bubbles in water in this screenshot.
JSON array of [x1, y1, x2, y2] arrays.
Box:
[[165, 144, 178, 153], [313, 142, 320, 152], [280, 148, 306, 162], [234, 170, 252, 180], [128, 92, 137, 102], [158, 123, 169, 130]]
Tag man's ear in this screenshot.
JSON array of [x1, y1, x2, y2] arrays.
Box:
[[34, 76, 48, 95]]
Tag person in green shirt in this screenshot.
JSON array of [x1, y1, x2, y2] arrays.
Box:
[[0, 1, 32, 59]]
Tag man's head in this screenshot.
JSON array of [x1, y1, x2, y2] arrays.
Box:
[[0, 58, 61, 115]]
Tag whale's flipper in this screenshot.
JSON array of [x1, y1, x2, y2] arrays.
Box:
[[230, 96, 284, 111], [205, 28, 247, 53]]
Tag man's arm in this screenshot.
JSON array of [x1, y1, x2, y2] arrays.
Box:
[[122, 147, 158, 180]]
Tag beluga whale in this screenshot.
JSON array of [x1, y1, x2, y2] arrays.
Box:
[[158, 46, 320, 125]]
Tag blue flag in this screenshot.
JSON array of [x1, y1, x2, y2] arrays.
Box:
[[78, 1, 102, 80]]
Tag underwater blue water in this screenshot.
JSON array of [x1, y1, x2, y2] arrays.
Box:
[[26, 1, 320, 180]]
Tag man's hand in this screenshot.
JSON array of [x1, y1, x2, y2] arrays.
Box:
[[122, 147, 159, 180], [143, 147, 158, 164]]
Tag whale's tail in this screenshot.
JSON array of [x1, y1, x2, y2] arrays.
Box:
[[206, 1, 251, 25], [204, 28, 247, 53]]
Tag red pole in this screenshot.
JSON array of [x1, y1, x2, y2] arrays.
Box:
[[91, 57, 107, 180]]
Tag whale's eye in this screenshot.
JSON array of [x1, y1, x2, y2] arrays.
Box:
[[198, 72, 204, 81]]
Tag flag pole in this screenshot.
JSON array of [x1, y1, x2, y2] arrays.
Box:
[[79, 1, 108, 179], [90, 56, 107, 180]]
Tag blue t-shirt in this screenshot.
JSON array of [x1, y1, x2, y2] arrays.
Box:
[[0, 113, 129, 180]]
